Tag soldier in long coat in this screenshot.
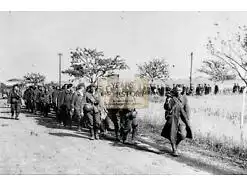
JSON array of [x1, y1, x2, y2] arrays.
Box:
[[23, 87, 30, 111], [52, 86, 60, 113], [56, 85, 65, 124], [60, 84, 73, 129], [40, 87, 52, 117], [33, 86, 40, 114], [28, 86, 35, 113], [161, 85, 192, 156]]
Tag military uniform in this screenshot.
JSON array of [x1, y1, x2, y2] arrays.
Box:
[[23, 88, 29, 110], [71, 90, 86, 130], [40, 89, 51, 117], [84, 87, 102, 140], [119, 108, 138, 143], [161, 91, 192, 156], [23, 87, 34, 112], [107, 108, 121, 141], [33, 87, 41, 114], [56, 89, 65, 123], [9, 88, 22, 119], [52, 88, 59, 113], [60, 88, 73, 128]]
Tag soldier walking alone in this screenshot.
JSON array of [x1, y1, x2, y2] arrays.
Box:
[[161, 85, 193, 156], [9, 84, 22, 120]]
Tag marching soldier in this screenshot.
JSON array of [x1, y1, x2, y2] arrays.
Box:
[[119, 91, 138, 144], [39, 86, 45, 115], [34, 86, 43, 114], [108, 108, 121, 141], [23, 87, 30, 111], [71, 83, 86, 132], [40, 87, 51, 117], [57, 85, 66, 125], [84, 84, 102, 140], [52, 86, 60, 113], [9, 84, 22, 120], [60, 84, 73, 129], [23, 86, 34, 112], [161, 85, 192, 156], [29, 86, 35, 113]]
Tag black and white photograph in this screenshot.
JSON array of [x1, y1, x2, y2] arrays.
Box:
[[1, 2, 247, 178]]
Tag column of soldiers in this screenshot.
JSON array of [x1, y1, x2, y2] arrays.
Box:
[[23, 85, 53, 116], [22, 83, 138, 143]]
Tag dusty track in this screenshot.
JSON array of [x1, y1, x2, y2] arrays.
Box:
[[0, 99, 246, 174]]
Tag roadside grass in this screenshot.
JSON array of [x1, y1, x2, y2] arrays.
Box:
[[137, 94, 247, 161]]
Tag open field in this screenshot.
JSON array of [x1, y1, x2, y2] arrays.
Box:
[[137, 94, 247, 159]]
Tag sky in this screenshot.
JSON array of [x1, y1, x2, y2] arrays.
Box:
[[1, 11, 247, 84]]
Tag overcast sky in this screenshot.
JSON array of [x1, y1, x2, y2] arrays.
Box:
[[1, 11, 247, 84]]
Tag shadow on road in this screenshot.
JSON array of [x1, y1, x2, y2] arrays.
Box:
[[0, 106, 10, 109], [0, 116, 14, 120], [127, 136, 246, 175], [20, 110, 246, 175], [49, 132, 91, 140], [0, 111, 10, 113]]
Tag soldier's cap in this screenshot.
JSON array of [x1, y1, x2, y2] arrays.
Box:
[[174, 85, 183, 92], [62, 84, 68, 89], [67, 84, 73, 89]]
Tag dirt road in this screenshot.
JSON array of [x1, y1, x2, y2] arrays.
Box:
[[0, 100, 245, 174]]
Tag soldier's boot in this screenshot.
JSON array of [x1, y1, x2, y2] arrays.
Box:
[[171, 143, 179, 157], [131, 128, 137, 144], [11, 111, 14, 119], [115, 130, 120, 142], [15, 113, 19, 120], [77, 124, 82, 132], [94, 127, 99, 140], [122, 131, 128, 144], [89, 128, 95, 140], [116, 132, 120, 142]]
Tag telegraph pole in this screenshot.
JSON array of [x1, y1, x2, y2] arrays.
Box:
[[190, 52, 193, 91], [58, 53, 63, 88]]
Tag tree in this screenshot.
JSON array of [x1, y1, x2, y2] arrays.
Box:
[[207, 25, 247, 85], [63, 48, 129, 84], [137, 58, 169, 82], [23, 72, 46, 85], [198, 59, 236, 83]]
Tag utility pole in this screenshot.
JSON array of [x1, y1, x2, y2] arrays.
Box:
[[190, 52, 193, 91], [58, 53, 63, 88]]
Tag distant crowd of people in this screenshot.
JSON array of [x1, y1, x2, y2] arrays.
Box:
[[149, 83, 214, 96], [148, 83, 247, 97], [232, 83, 246, 94]]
